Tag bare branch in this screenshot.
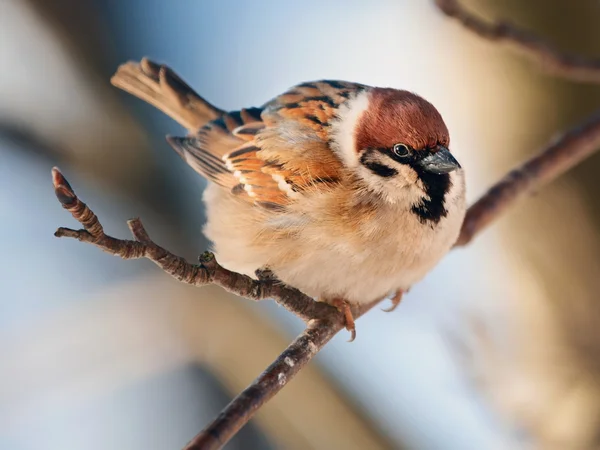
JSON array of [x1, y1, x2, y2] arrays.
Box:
[[183, 298, 379, 450], [51, 167, 335, 322], [434, 0, 600, 83]]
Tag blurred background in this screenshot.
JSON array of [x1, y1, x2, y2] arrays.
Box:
[[2, 0, 600, 448]]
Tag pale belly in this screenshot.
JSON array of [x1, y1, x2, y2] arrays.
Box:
[[202, 184, 465, 305], [268, 215, 463, 303]]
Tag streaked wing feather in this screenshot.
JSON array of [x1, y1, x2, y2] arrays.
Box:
[[233, 122, 265, 141], [166, 108, 263, 190], [166, 136, 239, 189], [221, 80, 366, 207]]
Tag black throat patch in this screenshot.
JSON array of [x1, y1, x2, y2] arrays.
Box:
[[410, 167, 451, 225]]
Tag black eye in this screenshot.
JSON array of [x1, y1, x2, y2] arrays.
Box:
[[392, 143, 410, 158]]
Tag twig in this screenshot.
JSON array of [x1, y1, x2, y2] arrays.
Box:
[[455, 110, 600, 246], [51, 167, 334, 322], [434, 0, 600, 84]]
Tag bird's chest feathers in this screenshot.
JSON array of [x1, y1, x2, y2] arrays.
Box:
[[282, 193, 461, 288], [329, 204, 448, 273]]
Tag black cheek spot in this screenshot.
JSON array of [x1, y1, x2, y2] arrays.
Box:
[[364, 161, 398, 178]]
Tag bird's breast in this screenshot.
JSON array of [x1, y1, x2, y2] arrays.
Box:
[[263, 194, 464, 304], [203, 175, 466, 305]]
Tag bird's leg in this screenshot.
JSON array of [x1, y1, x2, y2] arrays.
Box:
[[382, 290, 404, 313], [330, 298, 356, 342]]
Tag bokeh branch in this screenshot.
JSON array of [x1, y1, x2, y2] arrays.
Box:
[[436, 0, 600, 246], [455, 110, 600, 246], [435, 0, 600, 84]]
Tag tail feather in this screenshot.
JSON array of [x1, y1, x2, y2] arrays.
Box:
[[111, 58, 224, 132]]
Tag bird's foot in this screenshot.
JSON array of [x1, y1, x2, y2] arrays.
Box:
[[382, 290, 404, 313], [330, 298, 356, 342], [255, 267, 279, 282]]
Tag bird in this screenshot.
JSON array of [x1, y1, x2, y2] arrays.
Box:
[[112, 58, 466, 340]]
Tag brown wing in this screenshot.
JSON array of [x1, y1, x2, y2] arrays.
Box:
[[223, 80, 367, 208], [168, 80, 366, 209], [261, 80, 366, 137]]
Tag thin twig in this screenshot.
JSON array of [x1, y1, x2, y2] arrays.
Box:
[[455, 110, 600, 246], [51, 167, 335, 322], [434, 0, 600, 83]]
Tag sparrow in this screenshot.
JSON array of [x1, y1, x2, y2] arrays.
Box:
[[112, 59, 466, 339]]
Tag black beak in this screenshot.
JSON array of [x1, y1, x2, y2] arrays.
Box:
[[418, 147, 461, 174]]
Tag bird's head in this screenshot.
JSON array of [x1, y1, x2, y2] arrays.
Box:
[[331, 87, 462, 222]]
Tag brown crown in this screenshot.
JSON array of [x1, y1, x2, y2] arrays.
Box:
[[355, 88, 449, 152]]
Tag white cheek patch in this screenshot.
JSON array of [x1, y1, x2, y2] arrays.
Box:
[[357, 155, 427, 206], [329, 90, 370, 168]]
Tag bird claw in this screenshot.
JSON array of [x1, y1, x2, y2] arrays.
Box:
[[347, 327, 357, 343], [331, 299, 356, 342], [381, 290, 404, 313], [255, 267, 279, 282]]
